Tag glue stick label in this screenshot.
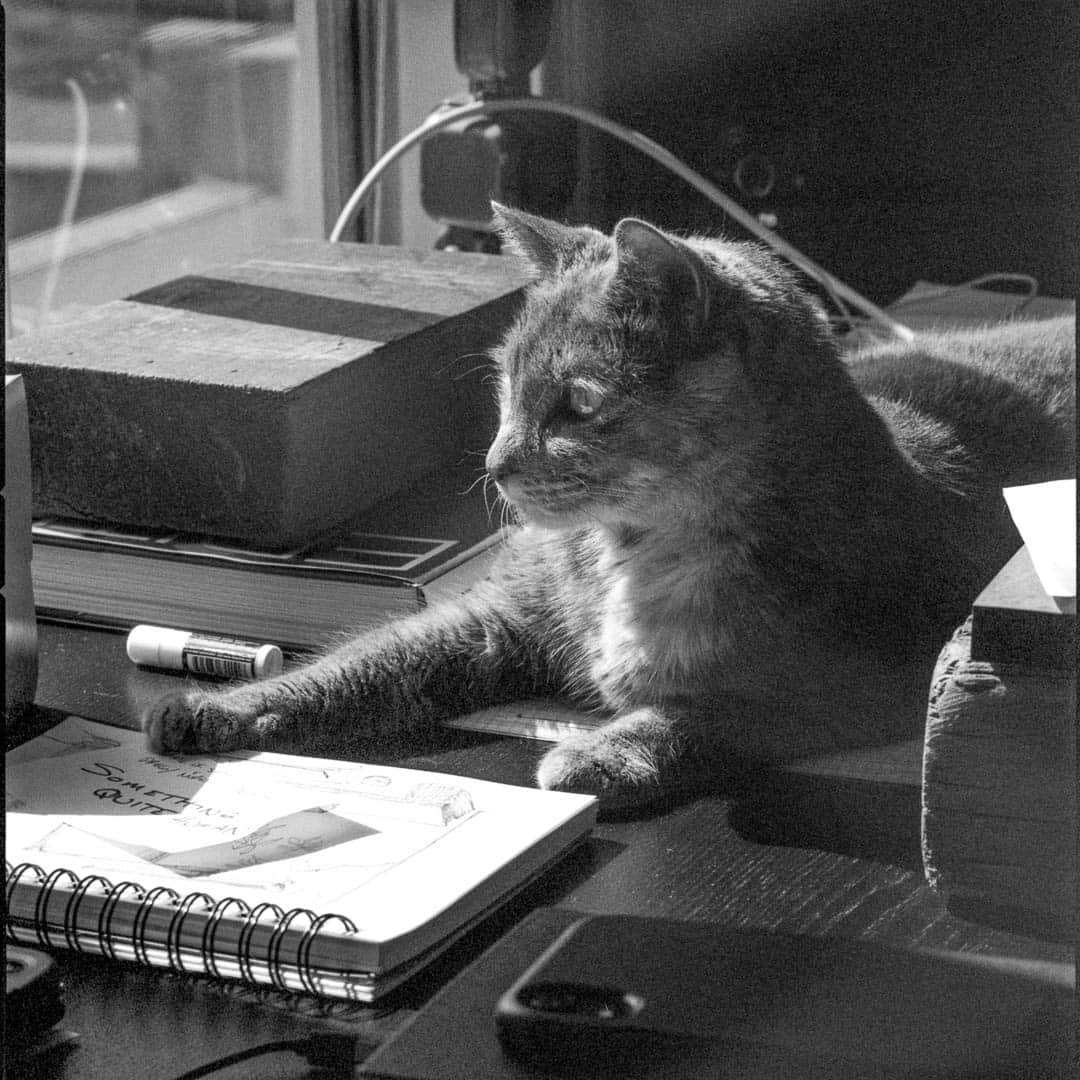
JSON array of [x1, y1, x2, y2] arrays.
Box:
[[182, 635, 261, 679]]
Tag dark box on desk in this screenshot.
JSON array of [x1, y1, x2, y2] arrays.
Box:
[[7, 242, 528, 548], [970, 545, 1075, 670]]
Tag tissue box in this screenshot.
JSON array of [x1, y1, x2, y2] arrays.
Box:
[[6, 241, 528, 548]]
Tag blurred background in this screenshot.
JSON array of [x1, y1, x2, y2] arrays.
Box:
[[6, 0, 1078, 337], [5, 0, 467, 337]]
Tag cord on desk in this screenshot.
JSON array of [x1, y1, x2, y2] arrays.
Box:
[[164, 1033, 373, 1080]]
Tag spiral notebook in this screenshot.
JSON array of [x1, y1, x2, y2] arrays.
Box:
[[4, 716, 596, 1002]]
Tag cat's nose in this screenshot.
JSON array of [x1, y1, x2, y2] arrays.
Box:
[[485, 451, 514, 485], [485, 436, 520, 484]]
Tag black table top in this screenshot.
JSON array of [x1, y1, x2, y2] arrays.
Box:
[[8, 622, 1072, 1080]]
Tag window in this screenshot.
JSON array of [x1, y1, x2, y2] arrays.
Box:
[[4, 0, 363, 337]]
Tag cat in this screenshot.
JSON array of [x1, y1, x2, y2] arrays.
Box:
[[144, 204, 1075, 814]]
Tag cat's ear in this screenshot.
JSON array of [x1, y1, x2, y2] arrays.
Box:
[[613, 218, 710, 334], [491, 202, 593, 278]]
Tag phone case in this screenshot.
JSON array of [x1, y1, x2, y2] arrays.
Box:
[[494, 914, 1073, 1078]]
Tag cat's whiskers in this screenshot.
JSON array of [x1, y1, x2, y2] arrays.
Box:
[[451, 362, 497, 381], [498, 492, 521, 532], [485, 477, 504, 526], [461, 471, 489, 496], [437, 351, 494, 379]]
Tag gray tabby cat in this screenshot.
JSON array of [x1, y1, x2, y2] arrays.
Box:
[[145, 205, 1075, 814]]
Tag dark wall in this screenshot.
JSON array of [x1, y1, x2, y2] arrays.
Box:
[[544, 0, 1079, 303]]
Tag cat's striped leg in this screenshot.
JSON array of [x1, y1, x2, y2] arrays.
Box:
[[143, 594, 549, 757]]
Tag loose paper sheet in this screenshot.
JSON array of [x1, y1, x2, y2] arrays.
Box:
[[1003, 479, 1076, 601]]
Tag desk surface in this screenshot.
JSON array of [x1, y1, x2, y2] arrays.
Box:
[[10, 622, 1073, 1079]]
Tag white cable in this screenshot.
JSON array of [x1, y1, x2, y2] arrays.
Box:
[[330, 95, 913, 341], [37, 78, 90, 327]]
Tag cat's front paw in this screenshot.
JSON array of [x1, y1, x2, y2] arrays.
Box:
[[536, 726, 665, 813], [142, 688, 283, 755]]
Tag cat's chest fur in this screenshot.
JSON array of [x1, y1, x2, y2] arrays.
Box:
[[562, 526, 755, 709]]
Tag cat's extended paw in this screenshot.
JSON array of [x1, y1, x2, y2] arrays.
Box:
[[536, 726, 666, 814], [142, 689, 282, 755]]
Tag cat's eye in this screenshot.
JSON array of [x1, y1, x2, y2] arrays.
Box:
[[566, 383, 605, 419]]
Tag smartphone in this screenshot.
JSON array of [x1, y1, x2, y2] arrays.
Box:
[[495, 916, 724, 1075], [494, 914, 1072, 1079]]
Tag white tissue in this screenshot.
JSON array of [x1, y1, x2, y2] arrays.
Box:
[[1002, 479, 1075, 599]]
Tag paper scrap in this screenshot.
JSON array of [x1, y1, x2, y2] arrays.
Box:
[[1003, 479, 1075, 599]]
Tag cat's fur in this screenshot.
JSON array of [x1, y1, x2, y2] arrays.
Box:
[[145, 206, 1075, 813]]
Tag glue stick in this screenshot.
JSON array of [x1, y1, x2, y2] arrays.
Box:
[[126, 625, 283, 680]]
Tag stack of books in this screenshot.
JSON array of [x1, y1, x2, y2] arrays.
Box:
[[31, 465, 505, 652]]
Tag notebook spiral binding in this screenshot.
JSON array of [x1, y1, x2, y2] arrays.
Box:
[[6, 861, 358, 997]]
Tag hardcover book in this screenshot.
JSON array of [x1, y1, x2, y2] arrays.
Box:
[[31, 465, 505, 651]]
